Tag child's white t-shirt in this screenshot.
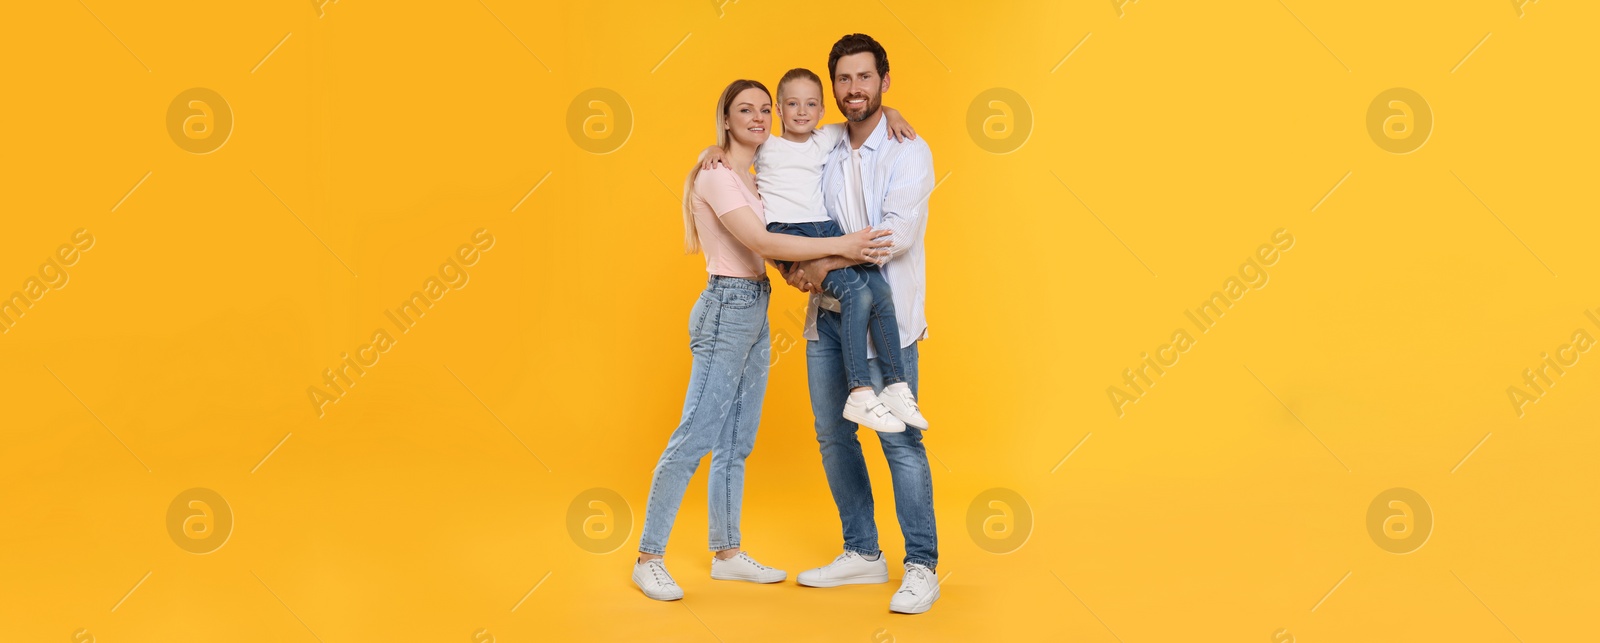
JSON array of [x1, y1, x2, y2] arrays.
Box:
[[753, 124, 847, 225]]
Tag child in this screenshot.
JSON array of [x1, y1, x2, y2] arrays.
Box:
[[700, 68, 928, 434]]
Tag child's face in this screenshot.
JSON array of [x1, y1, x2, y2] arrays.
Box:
[[777, 79, 825, 136]]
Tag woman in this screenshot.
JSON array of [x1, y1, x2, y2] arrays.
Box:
[[632, 79, 892, 601]]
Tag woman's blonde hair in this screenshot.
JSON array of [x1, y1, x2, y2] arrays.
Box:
[[683, 79, 770, 254]]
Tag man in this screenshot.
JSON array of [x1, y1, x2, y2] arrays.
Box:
[[783, 33, 939, 614]]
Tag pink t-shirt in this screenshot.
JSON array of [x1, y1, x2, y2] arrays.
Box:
[[691, 167, 766, 278]]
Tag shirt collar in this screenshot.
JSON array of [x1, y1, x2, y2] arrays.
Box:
[[836, 112, 890, 156], [860, 113, 889, 152]]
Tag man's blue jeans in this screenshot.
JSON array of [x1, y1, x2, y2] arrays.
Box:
[[807, 308, 937, 569]]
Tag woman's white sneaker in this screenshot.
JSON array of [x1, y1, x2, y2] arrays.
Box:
[[889, 563, 940, 614], [632, 558, 684, 601], [796, 551, 890, 587], [877, 383, 929, 430], [709, 551, 787, 583], [843, 394, 905, 433]]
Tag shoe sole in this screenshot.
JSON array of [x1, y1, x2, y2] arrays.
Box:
[[882, 405, 929, 430], [710, 572, 787, 583], [635, 586, 683, 601], [889, 589, 939, 614], [633, 577, 684, 601], [842, 409, 904, 433], [891, 413, 929, 430], [797, 572, 891, 588]]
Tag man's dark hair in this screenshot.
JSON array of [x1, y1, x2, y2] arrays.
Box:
[[827, 33, 889, 80]]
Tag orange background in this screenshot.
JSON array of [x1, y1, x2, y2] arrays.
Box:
[[1, 1, 1595, 641]]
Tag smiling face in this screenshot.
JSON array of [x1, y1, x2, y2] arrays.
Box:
[[832, 52, 888, 123], [724, 87, 772, 147], [777, 77, 826, 137]]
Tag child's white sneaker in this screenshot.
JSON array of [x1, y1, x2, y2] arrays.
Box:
[[844, 391, 905, 433], [877, 383, 928, 430], [709, 551, 787, 583], [889, 563, 940, 614], [632, 558, 684, 601]]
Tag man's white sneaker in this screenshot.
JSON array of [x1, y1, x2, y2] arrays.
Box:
[[632, 558, 684, 601], [844, 394, 905, 433], [797, 551, 890, 588], [877, 384, 928, 430], [889, 563, 940, 614], [710, 551, 787, 583]]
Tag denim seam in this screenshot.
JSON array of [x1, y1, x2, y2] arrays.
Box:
[[834, 278, 871, 390], [910, 375, 937, 568], [717, 367, 746, 552], [922, 451, 936, 568], [870, 307, 905, 386], [917, 350, 934, 568], [864, 487, 878, 548]]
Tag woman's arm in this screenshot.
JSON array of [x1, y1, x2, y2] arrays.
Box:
[[719, 205, 891, 262]]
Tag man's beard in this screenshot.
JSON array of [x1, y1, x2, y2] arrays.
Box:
[[840, 92, 881, 123]]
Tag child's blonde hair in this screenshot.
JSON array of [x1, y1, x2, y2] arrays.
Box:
[[777, 68, 824, 100]]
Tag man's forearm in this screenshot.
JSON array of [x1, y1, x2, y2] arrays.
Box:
[[785, 255, 860, 294], [816, 255, 859, 272]]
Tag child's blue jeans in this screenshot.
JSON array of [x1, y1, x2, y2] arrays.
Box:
[[767, 220, 906, 390]]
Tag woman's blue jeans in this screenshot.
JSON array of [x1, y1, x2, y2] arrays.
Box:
[[637, 276, 771, 555]]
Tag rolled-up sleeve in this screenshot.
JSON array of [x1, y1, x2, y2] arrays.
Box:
[[877, 140, 935, 259]]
